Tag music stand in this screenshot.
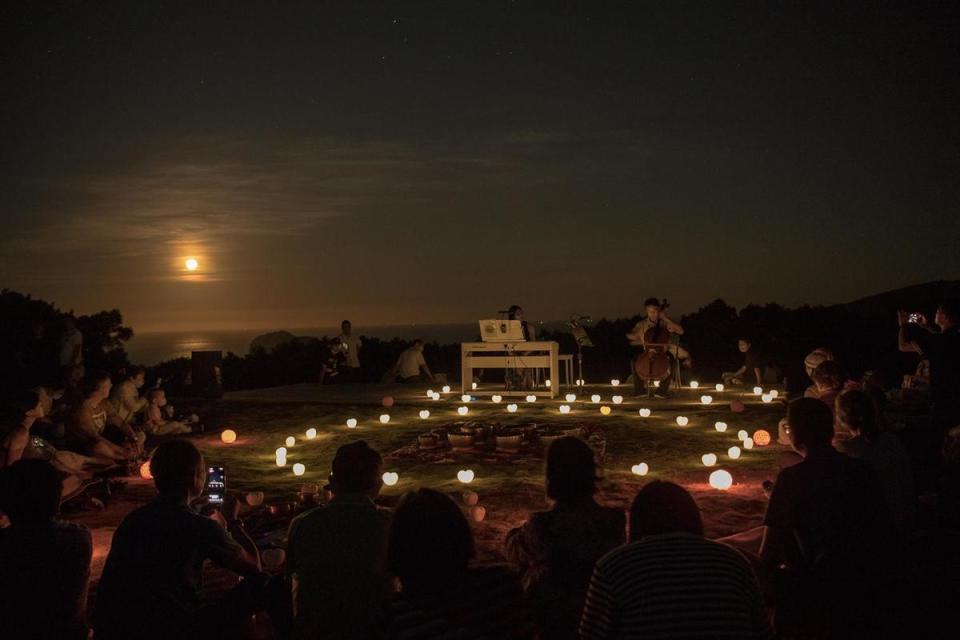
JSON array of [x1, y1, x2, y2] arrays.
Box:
[[569, 322, 593, 385]]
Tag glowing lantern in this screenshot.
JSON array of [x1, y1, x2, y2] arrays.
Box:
[[770, 389, 780, 398], [612, 395, 624, 404], [715, 421, 728, 432], [220, 429, 237, 444], [701, 453, 718, 466], [575, 379, 585, 386], [382, 472, 399, 486], [639, 408, 651, 417], [743, 437, 755, 450], [275, 447, 287, 457], [631, 463, 649, 476], [285, 436, 296, 447], [461, 394, 471, 403], [276, 456, 287, 467], [442, 385, 451, 393], [709, 469, 733, 490], [591, 394, 601, 403], [305, 428, 317, 439], [565, 393, 577, 402], [545, 379, 552, 388], [457, 469, 475, 483], [379, 414, 390, 424], [457, 406, 469, 416], [492, 394, 503, 403], [185, 258, 199, 271], [470, 505, 487, 522], [292, 463, 306, 476], [753, 386, 763, 395], [761, 393, 774, 403], [426, 390, 435, 398], [611, 378, 621, 387], [245, 491, 264, 507], [462, 490, 479, 506], [382, 396, 395, 407], [559, 405, 571, 414], [471, 382, 478, 390], [431, 392, 441, 400], [737, 429, 749, 441], [419, 409, 430, 419], [715, 383, 725, 392], [600, 405, 612, 416], [753, 429, 772, 446], [730, 400, 745, 413], [676, 416, 689, 426], [526, 395, 537, 403], [507, 403, 518, 413], [728, 446, 741, 459], [700, 395, 713, 405], [139, 461, 153, 479], [690, 380, 700, 389], [346, 418, 358, 429]]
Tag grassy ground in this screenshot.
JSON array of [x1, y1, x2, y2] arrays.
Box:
[[190, 383, 787, 560]]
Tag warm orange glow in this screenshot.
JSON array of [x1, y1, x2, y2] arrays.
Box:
[[220, 429, 237, 443], [185, 258, 199, 271], [139, 461, 153, 479], [753, 429, 772, 446]]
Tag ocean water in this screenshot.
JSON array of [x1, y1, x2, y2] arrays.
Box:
[[126, 321, 573, 366]]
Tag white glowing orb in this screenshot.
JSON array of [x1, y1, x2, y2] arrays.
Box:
[[715, 421, 728, 432], [507, 403, 518, 413], [676, 416, 689, 426], [631, 463, 649, 476], [761, 393, 774, 403], [700, 395, 713, 405], [419, 410, 430, 419], [565, 393, 577, 402], [457, 406, 469, 415], [702, 453, 718, 466], [737, 429, 749, 441], [743, 437, 755, 450], [639, 408, 651, 417], [728, 446, 742, 459], [612, 395, 624, 405], [491, 394, 503, 403], [690, 380, 700, 389], [709, 469, 733, 490], [185, 258, 199, 271], [305, 428, 317, 439], [457, 469, 475, 483], [471, 382, 478, 390], [382, 472, 399, 486], [285, 436, 296, 447], [770, 389, 779, 398], [575, 379, 585, 386], [431, 391, 441, 400], [442, 385, 451, 393], [275, 457, 287, 467], [545, 379, 552, 388], [346, 418, 358, 429], [461, 394, 471, 403], [715, 383, 725, 392], [292, 463, 306, 476], [611, 378, 621, 387], [753, 386, 763, 395], [559, 404, 571, 414], [379, 414, 390, 424], [653, 380, 661, 388], [275, 447, 287, 457], [590, 394, 601, 403], [426, 390, 435, 398], [526, 394, 537, 403]]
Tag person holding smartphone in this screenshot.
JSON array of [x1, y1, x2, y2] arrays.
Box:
[[94, 440, 266, 639], [898, 300, 960, 435]]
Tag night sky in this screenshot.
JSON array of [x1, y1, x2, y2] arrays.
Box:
[[3, 2, 958, 331]]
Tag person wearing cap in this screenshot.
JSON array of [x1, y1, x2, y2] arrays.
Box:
[[286, 441, 392, 640]]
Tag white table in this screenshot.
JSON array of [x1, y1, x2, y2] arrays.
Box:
[[461, 341, 560, 398]]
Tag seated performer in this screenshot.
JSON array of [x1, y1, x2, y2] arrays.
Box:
[[722, 337, 764, 387], [627, 298, 683, 398], [391, 340, 434, 383]]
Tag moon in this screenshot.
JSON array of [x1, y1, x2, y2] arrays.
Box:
[[185, 258, 199, 271]]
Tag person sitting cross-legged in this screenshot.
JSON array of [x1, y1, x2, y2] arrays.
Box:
[[93, 440, 267, 640], [286, 440, 393, 640], [580, 481, 772, 640], [0, 459, 93, 640], [505, 436, 624, 640]]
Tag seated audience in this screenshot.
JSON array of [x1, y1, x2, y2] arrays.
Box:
[[390, 339, 434, 383], [286, 440, 392, 640], [0, 459, 93, 640], [31, 378, 68, 442], [385, 488, 533, 639], [810, 360, 845, 413], [94, 440, 265, 639], [722, 337, 764, 387], [580, 481, 772, 639], [110, 366, 148, 423], [67, 371, 142, 462], [802, 347, 834, 398], [760, 398, 892, 638], [836, 389, 915, 542], [144, 389, 194, 436], [506, 436, 624, 640]]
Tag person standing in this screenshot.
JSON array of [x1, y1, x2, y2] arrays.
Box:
[[899, 301, 960, 436], [59, 316, 83, 375], [336, 320, 363, 383]]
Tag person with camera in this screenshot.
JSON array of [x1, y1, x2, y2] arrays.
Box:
[[898, 300, 960, 435]]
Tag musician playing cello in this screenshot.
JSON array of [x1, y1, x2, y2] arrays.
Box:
[[626, 298, 684, 398]]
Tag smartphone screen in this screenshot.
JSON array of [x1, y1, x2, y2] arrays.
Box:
[[206, 466, 225, 505], [908, 313, 921, 324]]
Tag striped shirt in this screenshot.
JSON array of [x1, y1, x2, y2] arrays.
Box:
[[579, 533, 773, 640]]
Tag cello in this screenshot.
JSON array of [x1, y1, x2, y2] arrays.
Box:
[[633, 299, 673, 384]]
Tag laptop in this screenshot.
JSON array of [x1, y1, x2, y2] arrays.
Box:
[[478, 319, 526, 342]]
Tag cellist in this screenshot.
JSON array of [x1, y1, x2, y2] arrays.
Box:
[[626, 298, 684, 398]]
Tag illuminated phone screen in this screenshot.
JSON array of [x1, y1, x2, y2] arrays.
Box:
[[206, 466, 225, 505]]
